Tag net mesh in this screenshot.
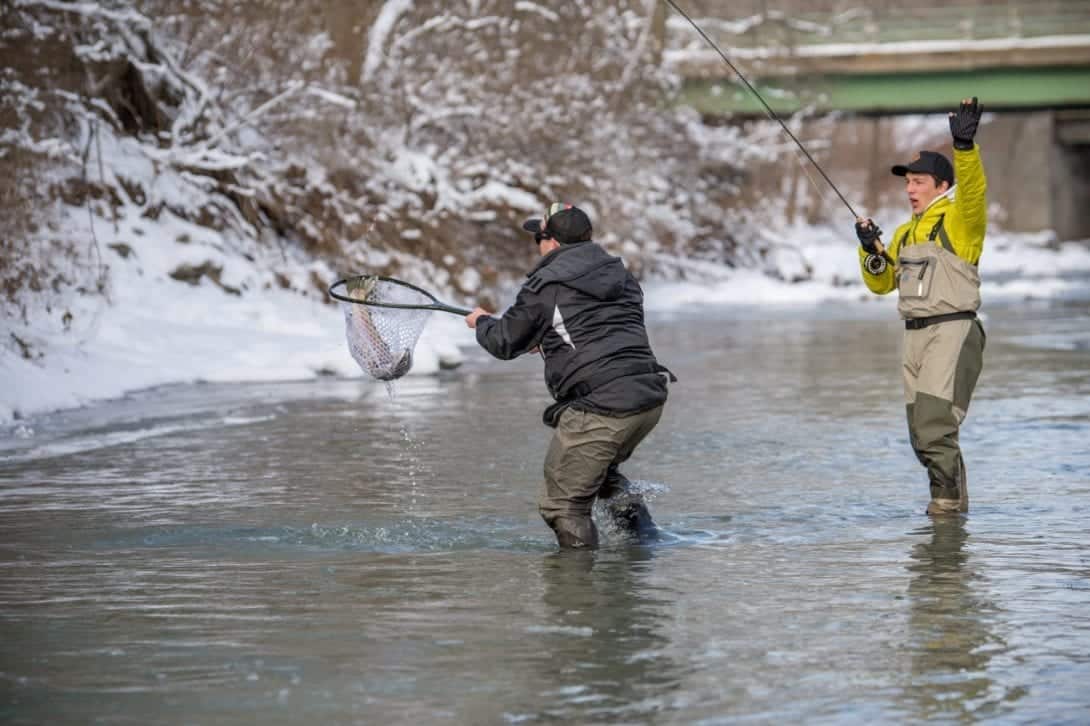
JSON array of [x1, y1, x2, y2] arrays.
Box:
[[339, 277, 432, 381]]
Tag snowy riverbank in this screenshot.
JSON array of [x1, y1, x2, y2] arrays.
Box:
[[4, 212, 1088, 426]]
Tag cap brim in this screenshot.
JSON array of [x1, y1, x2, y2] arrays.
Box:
[[892, 161, 934, 177], [522, 218, 543, 234]]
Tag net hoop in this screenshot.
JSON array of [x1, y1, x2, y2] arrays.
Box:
[[328, 275, 471, 316]]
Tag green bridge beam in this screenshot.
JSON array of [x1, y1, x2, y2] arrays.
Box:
[[680, 67, 1090, 116]]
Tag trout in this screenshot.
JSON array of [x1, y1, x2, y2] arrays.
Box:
[[344, 276, 413, 380]]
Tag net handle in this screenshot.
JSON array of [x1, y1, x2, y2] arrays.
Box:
[[328, 275, 473, 316]]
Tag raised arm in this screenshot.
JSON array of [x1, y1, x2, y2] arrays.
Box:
[[949, 97, 987, 264]]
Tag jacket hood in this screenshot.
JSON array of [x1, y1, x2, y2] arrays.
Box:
[[528, 242, 626, 301]]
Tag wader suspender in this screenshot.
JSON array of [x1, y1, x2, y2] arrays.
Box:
[[900, 214, 955, 255], [929, 215, 956, 255]]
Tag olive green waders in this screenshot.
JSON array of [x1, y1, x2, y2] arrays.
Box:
[[904, 318, 985, 513], [540, 405, 663, 549], [896, 216, 985, 514]]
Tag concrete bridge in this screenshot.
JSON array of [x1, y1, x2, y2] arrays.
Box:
[[664, 0, 1090, 238], [668, 0, 1090, 114]]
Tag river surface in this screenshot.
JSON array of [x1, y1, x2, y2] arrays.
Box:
[[2, 301, 1089, 724]]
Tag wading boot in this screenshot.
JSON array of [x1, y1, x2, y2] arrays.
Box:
[[927, 465, 969, 516], [608, 499, 660, 542], [551, 516, 599, 549], [600, 471, 660, 542], [926, 498, 962, 516]]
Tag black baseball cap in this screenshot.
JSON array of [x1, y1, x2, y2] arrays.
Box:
[[522, 203, 593, 245], [892, 150, 954, 187]]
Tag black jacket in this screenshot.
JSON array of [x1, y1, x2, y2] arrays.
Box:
[[476, 242, 671, 425]]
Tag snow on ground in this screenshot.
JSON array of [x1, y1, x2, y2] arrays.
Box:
[[3, 131, 1089, 425], [0, 156, 473, 424], [0, 265, 472, 425], [5, 194, 1087, 426]]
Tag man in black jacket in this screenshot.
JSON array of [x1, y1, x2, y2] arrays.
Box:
[[466, 203, 672, 549]]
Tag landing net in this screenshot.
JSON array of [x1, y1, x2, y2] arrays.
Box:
[[339, 276, 431, 381]]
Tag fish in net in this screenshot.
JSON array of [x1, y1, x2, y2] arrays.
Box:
[[339, 276, 431, 381]]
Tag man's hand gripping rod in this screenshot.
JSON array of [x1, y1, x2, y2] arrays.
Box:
[[856, 217, 895, 275], [866, 238, 894, 276]]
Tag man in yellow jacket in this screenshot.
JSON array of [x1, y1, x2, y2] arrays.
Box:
[[855, 97, 987, 515]]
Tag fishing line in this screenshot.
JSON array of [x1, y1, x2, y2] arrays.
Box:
[[663, 0, 861, 220]]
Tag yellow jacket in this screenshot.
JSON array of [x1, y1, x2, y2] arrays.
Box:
[[860, 145, 987, 294]]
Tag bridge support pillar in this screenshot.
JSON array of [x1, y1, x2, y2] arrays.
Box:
[[978, 112, 1090, 241], [1052, 111, 1090, 242]]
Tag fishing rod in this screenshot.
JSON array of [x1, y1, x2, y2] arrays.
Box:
[[662, 0, 893, 266]]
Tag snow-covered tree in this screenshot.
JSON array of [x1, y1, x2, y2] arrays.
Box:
[[2, 0, 779, 346]]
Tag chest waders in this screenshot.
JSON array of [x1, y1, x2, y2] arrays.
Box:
[[897, 216, 985, 514]]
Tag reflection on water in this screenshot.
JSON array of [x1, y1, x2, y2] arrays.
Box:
[[521, 548, 679, 721], [1, 302, 1089, 722], [903, 519, 1021, 720]]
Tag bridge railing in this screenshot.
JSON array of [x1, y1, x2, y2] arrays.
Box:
[[667, 0, 1090, 50]]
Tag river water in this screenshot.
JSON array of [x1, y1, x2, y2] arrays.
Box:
[[2, 300, 1089, 724]]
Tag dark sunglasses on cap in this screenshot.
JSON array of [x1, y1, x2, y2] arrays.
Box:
[[533, 202, 572, 244]]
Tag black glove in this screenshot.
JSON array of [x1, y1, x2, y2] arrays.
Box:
[[855, 218, 882, 254], [949, 96, 982, 150]]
